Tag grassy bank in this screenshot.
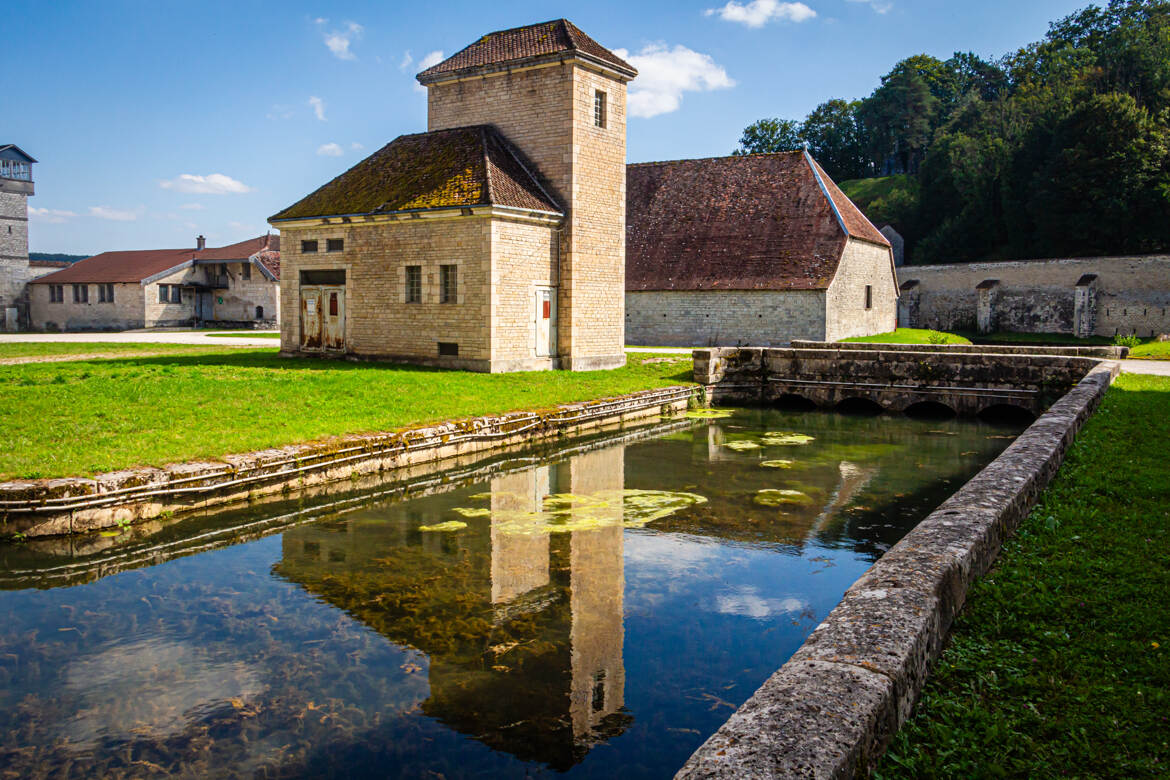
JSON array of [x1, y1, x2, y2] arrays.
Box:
[[0, 351, 693, 479], [841, 328, 972, 345], [877, 373, 1170, 778]]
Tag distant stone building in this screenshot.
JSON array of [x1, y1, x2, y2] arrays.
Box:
[[898, 255, 1170, 338], [625, 152, 898, 347], [270, 19, 635, 372], [0, 144, 40, 330], [880, 225, 905, 267], [28, 234, 280, 331]]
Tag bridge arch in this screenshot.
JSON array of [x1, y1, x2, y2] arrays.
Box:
[[977, 403, 1036, 426], [904, 400, 957, 420], [774, 393, 818, 411], [835, 397, 885, 416]]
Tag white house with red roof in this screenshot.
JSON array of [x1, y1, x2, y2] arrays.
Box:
[[28, 234, 280, 331]]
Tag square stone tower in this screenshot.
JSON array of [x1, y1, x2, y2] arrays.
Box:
[[418, 20, 636, 370], [0, 144, 36, 331]]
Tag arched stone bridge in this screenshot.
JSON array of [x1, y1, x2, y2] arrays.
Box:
[[693, 344, 1116, 419]]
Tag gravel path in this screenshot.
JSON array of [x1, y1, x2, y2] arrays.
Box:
[[0, 330, 279, 347]]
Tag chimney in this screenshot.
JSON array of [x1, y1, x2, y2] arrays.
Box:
[[196, 234, 206, 251]]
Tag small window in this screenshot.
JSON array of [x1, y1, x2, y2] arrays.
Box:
[[865, 285, 873, 310], [594, 90, 607, 128], [301, 240, 319, 254], [49, 284, 63, 303], [300, 269, 346, 285], [438, 342, 459, 356], [440, 264, 457, 304], [329, 292, 338, 316], [242, 262, 251, 280], [98, 283, 114, 303], [171, 285, 182, 303], [255, 305, 264, 320], [326, 238, 344, 252], [405, 265, 422, 303], [218, 263, 228, 277], [73, 284, 88, 303], [159, 284, 168, 303]]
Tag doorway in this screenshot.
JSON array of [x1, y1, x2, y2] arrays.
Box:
[[534, 286, 556, 357]]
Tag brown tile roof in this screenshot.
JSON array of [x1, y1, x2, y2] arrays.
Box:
[[626, 151, 890, 292], [31, 235, 281, 284], [416, 19, 635, 82], [269, 125, 560, 222]]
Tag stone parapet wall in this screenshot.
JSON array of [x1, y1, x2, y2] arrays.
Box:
[[626, 290, 827, 347], [899, 255, 1170, 337], [29, 281, 146, 331], [677, 359, 1119, 779], [791, 340, 1128, 359]]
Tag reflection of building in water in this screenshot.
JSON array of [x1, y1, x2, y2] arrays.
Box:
[[273, 447, 627, 771]]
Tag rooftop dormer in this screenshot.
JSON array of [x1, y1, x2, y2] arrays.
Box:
[[0, 144, 36, 196]]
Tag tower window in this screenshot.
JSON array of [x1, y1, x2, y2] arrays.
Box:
[[594, 90, 607, 128], [865, 285, 873, 310], [440, 264, 457, 304], [405, 265, 422, 303], [301, 240, 319, 254], [326, 238, 344, 252]]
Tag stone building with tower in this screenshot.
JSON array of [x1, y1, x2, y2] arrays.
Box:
[[271, 19, 634, 372], [0, 144, 39, 330]]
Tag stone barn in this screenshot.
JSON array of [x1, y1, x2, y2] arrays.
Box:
[[270, 19, 635, 372], [624, 151, 897, 347]]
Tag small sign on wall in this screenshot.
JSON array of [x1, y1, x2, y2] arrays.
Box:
[[217, 296, 224, 305]]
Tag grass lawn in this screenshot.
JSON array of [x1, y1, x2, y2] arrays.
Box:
[[969, 330, 1114, 346], [840, 328, 972, 345], [206, 331, 281, 339], [0, 350, 694, 479], [0, 342, 271, 359], [876, 373, 1170, 778]]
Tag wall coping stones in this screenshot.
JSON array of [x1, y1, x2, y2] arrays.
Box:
[[790, 339, 1128, 359], [677, 359, 1119, 779]]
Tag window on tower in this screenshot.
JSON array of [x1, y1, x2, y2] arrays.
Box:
[[594, 90, 607, 128]]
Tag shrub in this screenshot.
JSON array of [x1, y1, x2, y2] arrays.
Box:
[[926, 331, 950, 345], [1113, 333, 1142, 348]]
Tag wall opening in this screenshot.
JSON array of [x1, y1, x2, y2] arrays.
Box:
[[978, 404, 1036, 426], [904, 401, 957, 420], [835, 397, 884, 416], [774, 393, 817, 412]]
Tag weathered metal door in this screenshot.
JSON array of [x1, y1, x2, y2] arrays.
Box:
[[534, 286, 556, 357], [300, 288, 323, 350], [322, 286, 345, 351]]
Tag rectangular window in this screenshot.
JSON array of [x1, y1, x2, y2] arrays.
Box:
[[159, 284, 168, 303], [437, 342, 459, 356], [171, 285, 182, 303], [72, 284, 88, 303], [242, 262, 251, 280], [50, 285, 63, 303], [98, 283, 114, 303], [405, 265, 422, 303], [594, 90, 607, 128], [326, 238, 344, 252], [301, 240, 319, 254], [865, 285, 873, 310], [218, 263, 228, 277], [299, 269, 346, 285], [440, 264, 457, 304]]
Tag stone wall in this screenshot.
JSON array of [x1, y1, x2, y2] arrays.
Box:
[[29, 282, 146, 331], [0, 191, 32, 329], [824, 238, 899, 342], [625, 289, 827, 347], [427, 59, 629, 370], [490, 218, 559, 371], [899, 255, 1170, 337], [279, 217, 495, 369], [209, 262, 280, 326]]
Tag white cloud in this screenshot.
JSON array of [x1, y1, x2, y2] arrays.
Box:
[[715, 586, 807, 619], [398, 50, 413, 71], [158, 174, 252, 195], [267, 104, 295, 120], [350, 142, 364, 151], [323, 21, 362, 60], [417, 49, 444, 70], [612, 44, 735, 118], [29, 207, 78, 224], [705, 0, 817, 27], [88, 205, 138, 222], [308, 95, 326, 121], [317, 142, 344, 156], [179, 203, 205, 210], [847, 0, 893, 13]]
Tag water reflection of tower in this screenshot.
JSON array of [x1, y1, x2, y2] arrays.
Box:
[[488, 447, 626, 745]]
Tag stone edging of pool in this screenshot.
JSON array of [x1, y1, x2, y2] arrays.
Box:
[[0, 385, 694, 538], [676, 359, 1120, 779]]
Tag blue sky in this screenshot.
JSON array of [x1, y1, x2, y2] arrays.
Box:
[[6, 0, 1092, 255]]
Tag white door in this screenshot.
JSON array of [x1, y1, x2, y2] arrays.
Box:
[[300, 287, 322, 351], [322, 286, 345, 351], [535, 286, 556, 357]]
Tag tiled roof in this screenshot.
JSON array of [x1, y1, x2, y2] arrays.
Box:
[[416, 19, 635, 82], [269, 125, 560, 222], [626, 151, 890, 292], [30, 235, 281, 284]]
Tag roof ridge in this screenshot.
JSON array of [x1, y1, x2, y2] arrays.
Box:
[[803, 150, 849, 239], [480, 126, 495, 205]]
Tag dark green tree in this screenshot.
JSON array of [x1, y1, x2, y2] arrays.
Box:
[[732, 118, 803, 155], [799, 99, 869, 180]]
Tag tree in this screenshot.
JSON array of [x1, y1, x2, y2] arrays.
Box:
[[858, 68, 938, 174], [799, 99, 870, 180], [732, 118, 803, 155]]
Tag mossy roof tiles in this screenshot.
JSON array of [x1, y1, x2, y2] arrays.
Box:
[[270, 126, 560, 222], [416, 19, 635, 82], [626, 151, 890, 292]]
